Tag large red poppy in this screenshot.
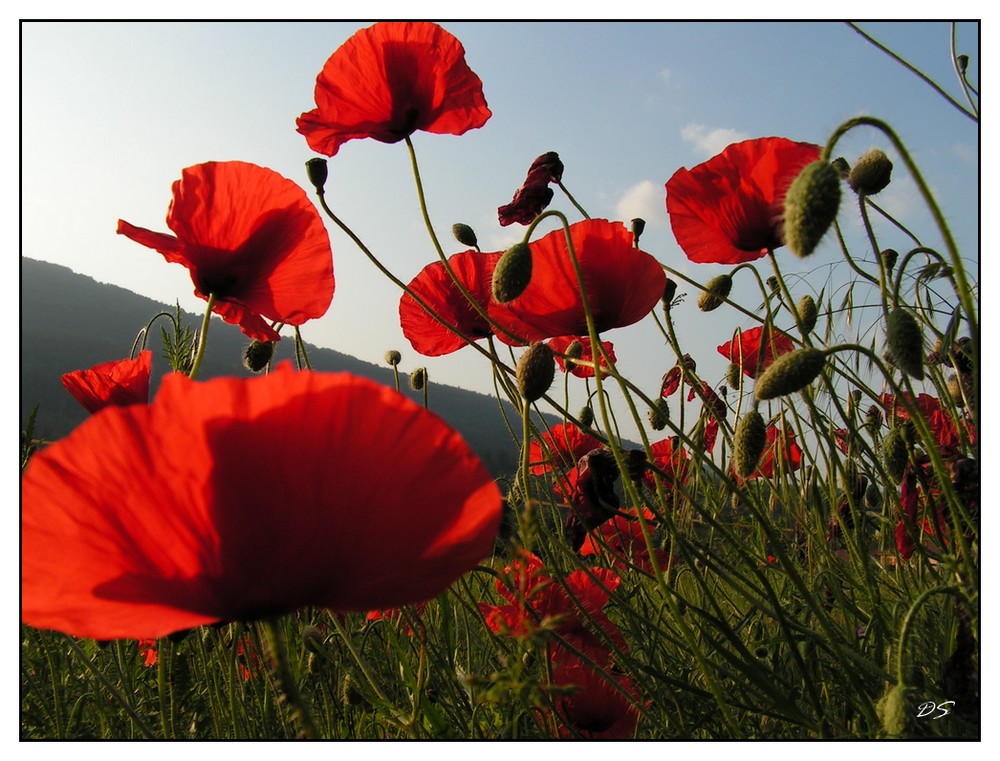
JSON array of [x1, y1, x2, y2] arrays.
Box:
[[60, 351, 152, 414], [117, 162, 334, 343], [666, 137, 821, 264], [718, 325, 795, 379], [296, 22, 492, 156], [489, 219, 666, 344], [399, 250, 500, 356], [21, 365, 501, 639]]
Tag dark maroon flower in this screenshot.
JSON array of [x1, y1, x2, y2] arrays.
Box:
[[498, 152, 564, 227]]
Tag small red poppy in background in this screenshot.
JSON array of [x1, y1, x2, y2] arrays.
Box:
[[580, 507, 670, 574], [747, 426, 803, 479], [137, 639, 158, 668], [880, 392, 969, 454], [61, 351, 152, 414], [490, 219, 666, 344], [688, 381, 727, 453], [718, 325, 795, 379], [529, 422, 603, 477], [399, 251, 500, 356], [666, 137, 821, 264], [21, 364, 501, 640], [498, 152, 564, 227], [118, 162, 334, 343], [296, 22, 491, 156], [548, 335, 616, 379]]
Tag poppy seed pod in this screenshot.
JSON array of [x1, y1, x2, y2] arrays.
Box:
[[733, 410, 767, 479], [385, 349, 402, 366], [877, 682, 914, 738], [796, 294, 818, 335], [698, 274, 733, 312], [882, 424, 910, 483], [831, 157, 850, 179], [305, 158, 329, 193], [492, 242, 533, 303], [648, 398, 669, 431], [754, 348, 827, 400], [848, 148, 893, 196], [409, 367, 427, 391], [242, 340, 275, 373], [452, 223, 478, 248], [662, 278, 678, 308], [564, 339, 584, 360], [630, 217, 646, 245], [516, 342, 556, 403], [886, 308, 924, 380], [784, 160, 841, 257], [726, 362, 742, 390], [578, 405, 594, 428]]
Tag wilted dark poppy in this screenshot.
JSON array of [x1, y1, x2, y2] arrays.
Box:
[[548, 335, 616, 378], [718, 325, 795, 379], [61, 351, 152, 414], [296, 22, 491, 156], [399, 251, 501, 356], [118, 162, 334, 343], [498, 152, 564, 226], [21, 364, 502, 639], [490, 219, 666, 344], [666, 137, 821, 264]]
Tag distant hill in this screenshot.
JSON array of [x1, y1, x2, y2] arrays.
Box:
[[20, 257, 537, 477]]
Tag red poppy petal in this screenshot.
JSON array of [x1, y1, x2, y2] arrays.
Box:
[[60, 351, 152, 414]]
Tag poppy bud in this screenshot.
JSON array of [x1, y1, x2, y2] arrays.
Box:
[[516, 342, 555, 403], [302, 625, 325, 655], [957, 54, 970, 74], [631, 217, 646, 245], [733, 410, 767, 479], [726, 362, 742, 390], [242, 340, 274, 373], [698, 274, 733, 312], [864, 480, 882, 509], [662, 278, 678, 308], [848, 148, 893, 196], [648, 398, 669, 431], [305, 158, 329, 194], [385, 349, 402, 366], [754, 348, 827, 401], [783, 160, 841, 257], [578, 405, 594, 428], [947, 374, 966, 407], [831, 157, 851, 179], [492, 242, 533, 303], [564, 339, 583, 360], [886, 308, 924, 380], [409, 367, 427, 391], [880, 248, 898, 272], [766, 275, 780, 293], [452, 223, 478, 249], [877, 682, 914, 738], [882, 424, 910, 483], [796, 294, 818, 335], [341, 673, 367, 708]]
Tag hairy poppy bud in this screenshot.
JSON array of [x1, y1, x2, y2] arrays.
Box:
[[947, 374, 967, 407], [242, 340, 274, 373], [848, 148, 893, 196], [882, 424, 911, 483], [516, 342, 555, 403], [755, 348, 826, 400], [305, 158, 328, 194], [877, 682, 913, 738], [631, 217, 646, 245], [886, 308, 924, 380], [784, 160, 841, 257], [492, 242, 533, 303], [341, 673, 367, 708], [385, 349, 402, 366], [578, 405, 594, 428], [452, 223, 478, 248], [726, 362, 742, 390], [648, 398, 669, 431], [733, 410, 767, 479], [409, 367, 427, 391], [796, 294, 818, 335], [880, 248, 898, 272], [564, 339, 583, 360], [831, 157, 850, 178], [698, 274, 733, 312]]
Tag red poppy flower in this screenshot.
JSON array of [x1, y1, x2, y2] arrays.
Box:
[[580, 507, 669, 574], [399, 251, 500, 356], [61, 351, 152, 414], [138, 639, 158, 668], [747, 426, 803, 479], [552, 656, 641, 740], [660, 354, 696, 398], [117, 162, 334, 343], [666, 137, 821, 264], [529, 422, 602, 477], [548, 335, 616, 378], [718, 325, 795, 379], [880, 393, 968, 454], [296, 22, 491, 156], [498, 152, 564, 227], [489, 219, 666, 345], [21, 364, 501, 639], [645, 437, 690, 494]]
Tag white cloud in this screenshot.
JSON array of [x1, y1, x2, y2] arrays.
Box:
[[659, 68, 675, 87], [680, 123, 749, 158], [615, 180, 664, 226]]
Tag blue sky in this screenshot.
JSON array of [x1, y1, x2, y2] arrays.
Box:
[[20, 21, 980, 442]]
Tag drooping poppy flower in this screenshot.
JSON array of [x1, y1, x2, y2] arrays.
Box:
[[746, 426, 803, 479], [548, 335, 616, 379], [498, 151, 564, 227], [666, 137, 822, 264], [718, 325, 795, 379], [61, 351, 152, 414], [660, 354, 697, 398], [551, 656, 641, 740], [117, 162, 334, 343], [399, 250, 501, 356], [296, 22, 492, 157], [529, 422, 603, 476], [489, 219, 666, 345], [564, 448, 622, 551], [21, 364, 501, 640]]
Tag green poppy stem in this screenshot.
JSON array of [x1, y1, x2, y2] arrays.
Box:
[[188, 294, 216, 380]]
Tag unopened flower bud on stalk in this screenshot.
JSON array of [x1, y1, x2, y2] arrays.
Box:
[[766, 275, 780, 293], [385, 349, 402, 366], [880, 248, 898, 272], [726, 362, 742, 390], [516, 342, 556, 403], [662, 278, 678, 309], [831, 157, 850, 179], [877, 682, 914, 738], [847, 148, 893, 196], [305, 158, 328, 194], [882, 424, 911, 483], [648, 398, 669, 431], [733, 410, 767, 479], [698, 274, 733, 312], [578, 405, 594, 428], [796, 294, 818, 335], [492, 242, 533, 303], [409, 367, 427, 391], [754, 348, 827, 400], [957, 54, 970, 74], [886, 308, 924, 380], [451, 223, 478, 248], [630, 217, 646, 246], [783, 160, 841, 257], [242, 340, 274, 373]]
